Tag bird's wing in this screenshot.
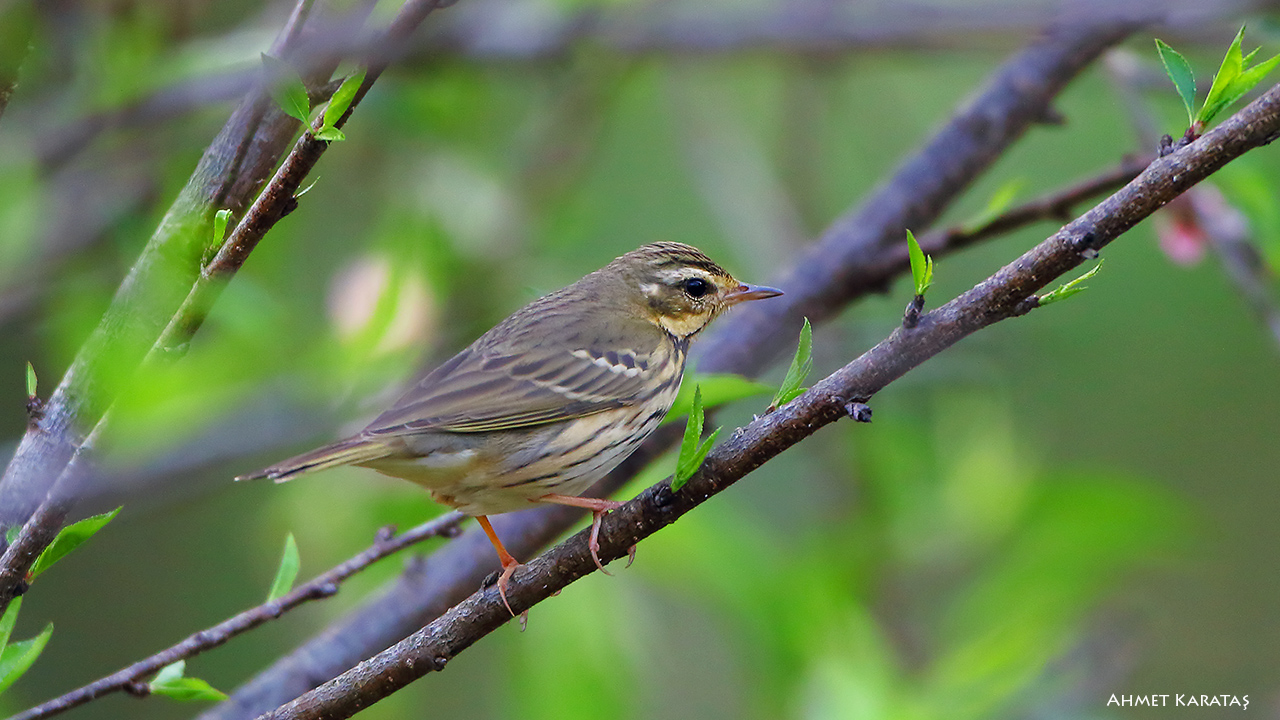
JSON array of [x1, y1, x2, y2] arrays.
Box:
[[365, 318, 672, 435]]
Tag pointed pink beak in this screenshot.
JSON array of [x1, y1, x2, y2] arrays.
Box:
[[725, 283, 784, 305]]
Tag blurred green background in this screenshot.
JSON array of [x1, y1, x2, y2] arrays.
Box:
[[0, 0, 1278, 718]]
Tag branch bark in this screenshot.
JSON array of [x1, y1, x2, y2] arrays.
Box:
[[0, 0, 456, 618], [259, 77, 1280, 720], [10, 513, 464, 720], [200, 18, 1141, 719]]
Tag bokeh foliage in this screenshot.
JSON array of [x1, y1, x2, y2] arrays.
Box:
[[0, 2, 1278, 719]]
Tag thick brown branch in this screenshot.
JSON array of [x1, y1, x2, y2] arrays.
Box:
[[9, 513, 464, 720], [260, 78, 1280, 720], [201, 19, 1140, 719]]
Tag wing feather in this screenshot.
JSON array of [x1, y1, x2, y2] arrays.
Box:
[[365, 303, 673, 435]]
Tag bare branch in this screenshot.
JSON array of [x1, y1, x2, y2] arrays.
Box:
[[260, 77, 1280, 720], [201, 19, 1141, 719], [10, 513, 464, 720]]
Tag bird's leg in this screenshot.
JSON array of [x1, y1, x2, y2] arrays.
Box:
[[536, 494, 635, 573], [476, 515, 520, 617]]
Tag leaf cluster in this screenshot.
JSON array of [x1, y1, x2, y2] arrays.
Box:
[[1157, 26, 1280, 131]]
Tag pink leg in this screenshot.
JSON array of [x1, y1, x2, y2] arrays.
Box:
[[537, 494, 635, 573]]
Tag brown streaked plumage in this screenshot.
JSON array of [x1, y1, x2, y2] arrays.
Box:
[[239, 242, 782, 613]]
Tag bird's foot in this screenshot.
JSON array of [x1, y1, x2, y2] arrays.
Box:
[[538, 494, 632, 574]]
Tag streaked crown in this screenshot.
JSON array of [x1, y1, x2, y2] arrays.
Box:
[[606, 242, 782, 339]]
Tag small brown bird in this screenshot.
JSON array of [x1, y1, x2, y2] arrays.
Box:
[[240, 242, 781, 612]]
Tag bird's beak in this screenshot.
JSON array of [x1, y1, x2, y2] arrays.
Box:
[[725, 283, 784, 305]]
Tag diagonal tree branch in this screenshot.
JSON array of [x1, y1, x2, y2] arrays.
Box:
[[201, 18, 1143, 719], [261, 76, 1280, 720], [0, 0, 458, 618], [9, 512, 465, 720]]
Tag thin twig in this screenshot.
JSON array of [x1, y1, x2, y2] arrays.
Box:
[[201, 19, 1142, 719], [0, 0, 455, 618], [259, 77, 1280, 720], [8, 512, 465, 720], [910, 154, 1150, 264]]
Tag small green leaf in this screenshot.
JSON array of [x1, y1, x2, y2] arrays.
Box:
[[24, 362, 35, 398], [212, 209, 231, 245], [150, 660, 229, 703], [1155, 39, 1197, 126], [29, 507, 120, 580], [0, 596, 21, 653], [672, 387, 721, 492], [312, 126, 345, 142], [961, 178, 1024, 233], [3, 525, 17, 545], [262, 54, 310, 123], [266, 533, 300, 603], [1198, 25, 1280, 127], [0, 621, 52, 695], [906, 229, 934, 297], [323, 69, 366, 130], [772, 318, 813, 408], [1039, 260, 1104, 306], [663, 373, 772, 425]]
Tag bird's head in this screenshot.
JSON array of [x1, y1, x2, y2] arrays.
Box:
[[610, 242, 783, 339]]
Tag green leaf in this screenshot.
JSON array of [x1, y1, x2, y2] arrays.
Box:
[[323, 69, 366, 130], [961, 178, 1024, 233], [24, 362, 35, 398], [212, 209, 231, 245], [312, 126, 345, 142], [663, 373, 772, 425], [906, 229, 934, 297], [1198, 25, 1280, 127], [772, 318, 813, 409], [266, 533, 300, 603], [0, 596, 21, 654], [672, 387, 722, 492], [0, 621, 52, 695], [1038, 261, 1103, 306], [262, 54, 310, 123], [29, 507, 120, 580], [150, 660, 229, 703], [2, 525, 17, 545], [1155, 39, 1197, 125]]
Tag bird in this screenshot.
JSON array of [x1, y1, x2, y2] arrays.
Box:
[[239, 242, 782, 614]]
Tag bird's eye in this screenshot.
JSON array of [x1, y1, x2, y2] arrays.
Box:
[[682, 277, 712, 298]]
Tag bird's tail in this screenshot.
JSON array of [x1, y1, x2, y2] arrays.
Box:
[[236, 436, 394, 483]]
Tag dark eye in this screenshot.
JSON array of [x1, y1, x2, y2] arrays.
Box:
[[682, 277, 712, 298]]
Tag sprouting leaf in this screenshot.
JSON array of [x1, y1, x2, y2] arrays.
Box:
[[772, 318, 813, 408], [29, 507, 120, 580], [2, 525, 17, 545], [0, 596, 21, 654], [1039, 261, 1104, 306], [0, 620, 52, 695], [322, 69, 366, 131], [266, 533, 300, 603], [149, 660, 229, 703], [312, 126, 345, 142], [663, 373, 772, 425], [24, 362, 35, 398], [1198, 25, 1280, 127], [262, 53, 310, 123], [1156, 39, 1197, 125], [907, 229, 934, 297], [961, 178, 1024, 233], [672, 387, 722, 492], [212, 209, 231, 245]]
